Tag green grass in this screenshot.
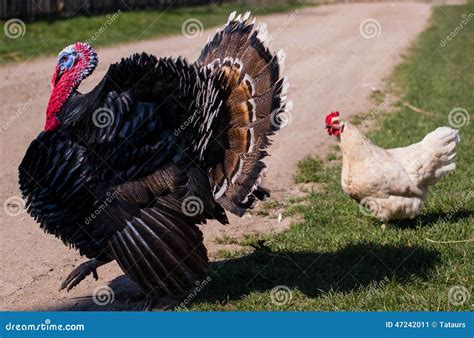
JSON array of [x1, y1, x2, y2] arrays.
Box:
[[214, 235, 239, 245], [180, 3, 473, 311], [0, 1, 304, 64]]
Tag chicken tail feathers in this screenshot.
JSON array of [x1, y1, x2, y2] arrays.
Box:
[[420, 127, 460, 185]]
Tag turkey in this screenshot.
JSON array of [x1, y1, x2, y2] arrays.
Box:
[[18, 12, 291, 309], [325, 111, 460, 228]]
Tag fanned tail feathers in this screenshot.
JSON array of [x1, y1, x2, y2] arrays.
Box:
[[194, 11, 291, 216]]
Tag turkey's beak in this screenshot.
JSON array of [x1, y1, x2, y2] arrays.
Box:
[[51, 65, 64, 90]]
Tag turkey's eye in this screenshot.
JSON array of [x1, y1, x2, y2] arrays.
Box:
[[61, 56, 68, 62]]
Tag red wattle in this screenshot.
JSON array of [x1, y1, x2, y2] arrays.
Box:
[[45, 73, 75, 131], [44, 115, 59, 131]]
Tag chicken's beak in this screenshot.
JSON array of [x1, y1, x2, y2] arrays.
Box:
[[326, 121, 344, 136]]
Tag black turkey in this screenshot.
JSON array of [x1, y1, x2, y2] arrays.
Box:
[[18, 11, 291, 309]]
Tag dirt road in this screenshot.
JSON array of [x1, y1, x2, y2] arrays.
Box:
[[0, 3, 431, 310]]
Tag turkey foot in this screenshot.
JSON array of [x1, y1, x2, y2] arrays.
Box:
[[60, 259, 107, 291], [143, 296, 156, 312], [141, 295, 182, 311]]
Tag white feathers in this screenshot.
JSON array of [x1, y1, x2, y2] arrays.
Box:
[[421, 127, 460, 150], [231, 158, 243, 184], [243, 74, 255, 96], [281, 76, 290, 97], [222, 56, 243, 69], [256, 23, 270, 45], [234, 58, 243, 70], [247, 127, 255, 153], [241, 177, 261, 205], [435, 163, 456, 178], [420, 127, 460, 179], [277, 48, 286, 72], [227, 10, 254, 28], [285, 100, 293, 113], [227, 11, 237, 23], [214, 179, 228, 200], [247, 98, 256, 122]]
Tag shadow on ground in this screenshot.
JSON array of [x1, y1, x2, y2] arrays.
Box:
[[44, 242, 440, 311], [388, 209, 474, 229]]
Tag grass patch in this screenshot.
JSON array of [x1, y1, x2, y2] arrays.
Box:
[[253, 195, 305, 218], [183, 3, 473, 311], [215, 249, 248, 260], [214, 235, 239, 245], [0, 2, 304, 64], [294, 156, 328, 183]]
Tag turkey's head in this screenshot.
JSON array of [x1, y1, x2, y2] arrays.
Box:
[[325, 111, 344, 137], [45, 42, 98, 131]]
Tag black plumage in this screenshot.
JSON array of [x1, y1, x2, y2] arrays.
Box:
[[19, 12, 291, 305]]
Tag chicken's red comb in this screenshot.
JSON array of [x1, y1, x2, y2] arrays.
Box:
[[325, 111, 340, 125]]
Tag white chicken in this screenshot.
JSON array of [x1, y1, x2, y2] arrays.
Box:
[[325, 111, 460, 227]]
